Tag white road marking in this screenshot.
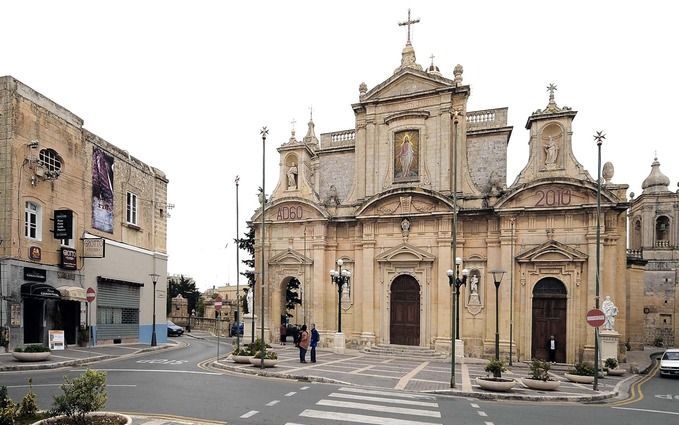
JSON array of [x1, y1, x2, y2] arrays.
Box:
[[329, 392, 438, 407], [316, 399, 441, 418], [470, 403, 480, 408], [300, 386, 310, 390], [266, 400, 279, 406], [478, 411, 488, 417], [72, 368, 220, 375], [485, 422, 495, 425], [285, 391, 296, 397], [240, 410, 258, 418], [338, 386, 434, 399], [300, 409, 442, 425], [613, 407, 679, 416]]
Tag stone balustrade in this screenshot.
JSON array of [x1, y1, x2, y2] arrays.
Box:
[[466, 107, 508, 130]]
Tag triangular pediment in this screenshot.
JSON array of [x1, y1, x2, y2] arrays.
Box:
[[268, 248, 313, 266], [364, 69, 454, 101], [516, 240, 588, 263], [376, 243, 435, 263]]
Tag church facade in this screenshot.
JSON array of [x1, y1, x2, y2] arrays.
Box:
[[250, 25, 633, 363]]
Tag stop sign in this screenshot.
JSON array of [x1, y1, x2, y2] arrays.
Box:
[[214, 296, 222, 312], [586, 308, 605, 327], [86, 287, 96, 303]]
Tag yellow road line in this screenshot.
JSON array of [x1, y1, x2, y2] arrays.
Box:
[[609, 361, 659, 407]]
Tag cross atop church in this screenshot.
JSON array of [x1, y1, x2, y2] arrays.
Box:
[[547, 83, 557, 101], [429, 53, 435, 65], [399, 9, 420, 44]]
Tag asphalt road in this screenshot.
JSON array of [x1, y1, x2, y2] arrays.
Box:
[[2, 336, 678, 425]]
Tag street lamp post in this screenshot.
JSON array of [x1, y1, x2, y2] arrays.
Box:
[[447, 260, 469, 388], [260, 127, 268, 369], [490, 269, 505, 368], [593, 130, 606, 391], [149, 273, 159, 347], [235, 175, 241, 351], [329, 259, 351, 352]]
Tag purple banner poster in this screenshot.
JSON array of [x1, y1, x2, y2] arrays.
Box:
[[92, 146, 114, 233]]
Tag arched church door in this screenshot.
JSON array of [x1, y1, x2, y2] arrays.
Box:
[[390, 275, 420, 346], [531, 278, 567, 362]]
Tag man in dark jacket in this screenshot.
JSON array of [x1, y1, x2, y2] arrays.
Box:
[[547, 335, 557, 363], [310, 323, 320, 363]]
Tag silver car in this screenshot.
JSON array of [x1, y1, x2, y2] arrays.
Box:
[[659, 348, 679, 377]]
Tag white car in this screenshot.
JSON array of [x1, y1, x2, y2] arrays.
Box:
[[659, 348, 679, 377]]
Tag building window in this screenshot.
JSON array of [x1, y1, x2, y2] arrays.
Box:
[[39, 149, 62, 179], [126, 192, 138, 225], [60, 214, 76, 248], [656, 216, 670, 245], [24, 201, 41, 240]]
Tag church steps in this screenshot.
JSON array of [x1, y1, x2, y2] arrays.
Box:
[[361, 344, 448, 359]]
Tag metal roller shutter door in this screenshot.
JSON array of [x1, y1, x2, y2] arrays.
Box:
[[97, 282, 140, 340]]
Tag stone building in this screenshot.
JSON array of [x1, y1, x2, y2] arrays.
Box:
[[249, 22, 637, 363], [628, 158, 679, 347], [0, 76, 169, 349]]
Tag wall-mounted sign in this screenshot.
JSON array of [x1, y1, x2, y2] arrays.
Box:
[[11, 304, 21, 326], [53, 210, 73, 239], [60, 247, 77, 270], [29, 246, 41, 261], [276, 205, 304, 221], [23, 267, 47, 282], [82, 238, 105, 258]]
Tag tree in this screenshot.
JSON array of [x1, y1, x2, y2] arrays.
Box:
[[236, 222, 255, 313], [167, 274, 201, 315], [285, 278, 302, 318]]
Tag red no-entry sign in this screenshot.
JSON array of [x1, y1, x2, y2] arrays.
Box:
[[214, 296, 222, 312], [586, 308, 605, 327], [86, 287, 96, 303]]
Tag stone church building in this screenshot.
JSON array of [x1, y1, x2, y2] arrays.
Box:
[[250, 25, 636, 363]]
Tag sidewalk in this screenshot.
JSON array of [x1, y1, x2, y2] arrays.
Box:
[[211, 343, 661, 402], [0, 341, 178, 372]]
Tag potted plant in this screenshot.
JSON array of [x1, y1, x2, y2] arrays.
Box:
[[564, 361, 595, 383], [605, 357, 625, 376], [77, 326, 89, 347], [12, 344, 51, 362], [230, 346, 253, 364], [521, 359, 561, 390], [249, 350, 278, 367], [476, 359, 516, 391]]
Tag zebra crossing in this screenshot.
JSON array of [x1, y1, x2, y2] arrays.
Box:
[[285, 386, 443, 425]]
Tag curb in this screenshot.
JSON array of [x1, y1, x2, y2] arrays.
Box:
[[425, 388, 618, 402], [211, 360, 352, 386]]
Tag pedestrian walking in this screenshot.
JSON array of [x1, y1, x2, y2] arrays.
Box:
[[547, 335, 557, 363], [280, 323, 287, 345], [310, 323, 320, 363], [298, 324, 309, 363]]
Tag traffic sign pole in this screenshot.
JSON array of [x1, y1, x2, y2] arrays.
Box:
[[215, 296, 222, 361], [86, 288, 96, 347], [586, 308, 605, 391]]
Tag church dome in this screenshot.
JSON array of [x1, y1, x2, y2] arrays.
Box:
[[641, 157, 670, 194]]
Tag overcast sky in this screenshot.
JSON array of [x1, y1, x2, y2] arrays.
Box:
[[4, 1, 677, 291]]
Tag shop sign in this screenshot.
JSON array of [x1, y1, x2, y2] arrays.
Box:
[[29, 246, 41, 261], [53, 210, 73, 239], [23, 267, 47, 282], [60, 248, 77, 270], [83, 238, 105, 258], [11, 304, 21, 326]]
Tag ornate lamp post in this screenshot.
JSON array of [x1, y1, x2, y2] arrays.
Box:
[[259, 127, 268, 369], [329, 259, 351, 353], [149, 273, 159, 346], [447, 260, 469, 388], [490, 269, 505, 366], [235, 175, 241, 351], [593, 130, 606, 390]]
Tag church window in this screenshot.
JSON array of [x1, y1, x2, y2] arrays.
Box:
[[633, 219, 642, 250]]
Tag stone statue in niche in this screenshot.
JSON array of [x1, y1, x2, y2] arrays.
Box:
[[602, 296, 618, 331], [543, 134, 560, 167], [466, 269, 482, 316], [287, 163, 298, 189], [401, 218, 411, 241]]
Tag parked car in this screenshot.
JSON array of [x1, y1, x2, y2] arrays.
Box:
[[167, 320, 184, 337], [229, 322, 244, 337], [659, 348, 679, 377]]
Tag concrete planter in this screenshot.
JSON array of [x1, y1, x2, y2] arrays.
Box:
[[606, 368, 626, 376], [476, 377, 516, 392], [521, 378, 561, 391], [249, 357, 278, 368], [564, 372, 595, 384], [12, 352, 51, 362], [231, 355, 254, 364], [32, 412, 131, 425]]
